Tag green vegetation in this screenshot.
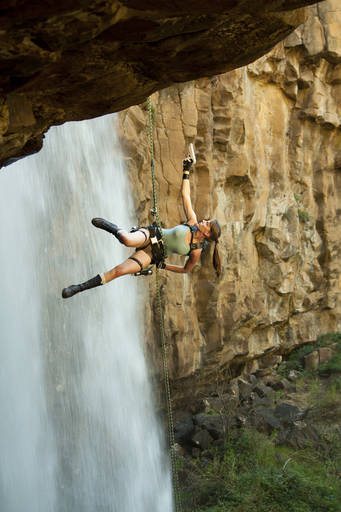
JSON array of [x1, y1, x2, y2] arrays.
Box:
[[181, 333, 341, 512], [278, 332, 341, 378], [298, 208, 311, 223], [182, 429, 341, 512]]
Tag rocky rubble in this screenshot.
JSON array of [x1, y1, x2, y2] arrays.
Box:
[[174, 339, 340, 456]]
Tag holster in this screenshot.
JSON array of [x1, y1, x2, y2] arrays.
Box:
[[147, 222, 165, 266]]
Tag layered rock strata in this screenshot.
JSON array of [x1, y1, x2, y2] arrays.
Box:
[[1, 0, 321, 166], [117, 0, 341, 408]]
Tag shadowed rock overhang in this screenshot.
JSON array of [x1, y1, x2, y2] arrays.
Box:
[[0, 0, 322, 166]]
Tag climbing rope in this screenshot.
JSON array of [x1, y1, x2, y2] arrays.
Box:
[[147, 96, 183, 512]]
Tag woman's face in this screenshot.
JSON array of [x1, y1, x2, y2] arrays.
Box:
[[198, 219, 212, 238]]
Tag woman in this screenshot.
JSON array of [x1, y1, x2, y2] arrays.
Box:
[[62, 158, 221, 299]]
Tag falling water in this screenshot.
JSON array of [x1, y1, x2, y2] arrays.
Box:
[[0, 115, 173, 512]]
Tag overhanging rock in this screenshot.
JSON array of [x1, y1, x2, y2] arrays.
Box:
[[0, 0, 322, 166]]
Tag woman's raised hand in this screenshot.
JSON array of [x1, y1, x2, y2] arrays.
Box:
[[183, 157, 193, 171]]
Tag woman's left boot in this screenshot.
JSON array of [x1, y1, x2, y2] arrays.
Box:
[[92, 218, 123, 242], [62, 274, 102, 299]]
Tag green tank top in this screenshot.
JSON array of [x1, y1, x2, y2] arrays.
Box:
[[163, 225, 191, 256]]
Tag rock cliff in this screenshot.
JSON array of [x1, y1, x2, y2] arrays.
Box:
[[117, 0, 341, 408], [1, 0, 320, 166]]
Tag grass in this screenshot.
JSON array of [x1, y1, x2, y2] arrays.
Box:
[[182, 429, 341, 512]]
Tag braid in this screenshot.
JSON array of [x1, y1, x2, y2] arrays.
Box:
[[209, 220, 222, 277], [213, 240, 221, 276]]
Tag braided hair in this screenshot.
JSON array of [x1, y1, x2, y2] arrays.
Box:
[[209, 220, 221, 276]]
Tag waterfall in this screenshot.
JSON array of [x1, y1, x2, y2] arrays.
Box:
[[0, 115, 173, 512]]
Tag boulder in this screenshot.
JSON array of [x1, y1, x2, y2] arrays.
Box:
[[304, 350, 319, 370], [276, 422, 320, 449], [253, 383, 274, 399], [255, 368, 274, 377], [287, 370, 302, 382], [174, 414, 194, 443], [274, 402, 302, 426], [238, 379, 253, 401], [194, 413, 226, 440], [246, 374, 258, 385], [270, 378, 292, 391], [235, 414, 248, 428], [226, 379, 240, 403], [192, 447, 201, 458], [251, 407, 281, 434], [191, 429, 214, 450], [203, 393, 236, 413], [318, 347, 333, 364]]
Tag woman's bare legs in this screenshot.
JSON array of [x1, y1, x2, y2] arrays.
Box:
[[62, 248, 152, 298], [62, 225, 153, 299], [115, 228, 150, 249], [101, 249, 152, 284]]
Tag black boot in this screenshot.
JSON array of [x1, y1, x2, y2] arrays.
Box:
[[62, 274, 102, 299], [91, 218, 124, 242]]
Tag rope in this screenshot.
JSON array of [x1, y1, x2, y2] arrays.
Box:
[[147, 96, 183, 512], [147, 98, 167, 255]]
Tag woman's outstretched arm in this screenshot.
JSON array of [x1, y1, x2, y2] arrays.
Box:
[[182, 158, 197, 225], [162, 249, 201, 274]]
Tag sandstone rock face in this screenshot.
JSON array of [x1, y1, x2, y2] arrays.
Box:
[[0, 0, 321, 166], [118, 0, 341, 408]]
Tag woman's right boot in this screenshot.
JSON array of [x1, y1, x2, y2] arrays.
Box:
[[62, 274, 102, 299], [92, 218, 123, 242]]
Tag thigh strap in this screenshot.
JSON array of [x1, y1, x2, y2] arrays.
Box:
[[130, 227, 148, 242], [128, 256, 143, 271], [139, 229, 148, 242]]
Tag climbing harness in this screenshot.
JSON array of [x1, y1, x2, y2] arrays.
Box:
[[147, 96, 183, 512], [130, 224, 164, 276], [148, 223, 166, 264]]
